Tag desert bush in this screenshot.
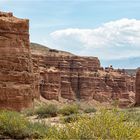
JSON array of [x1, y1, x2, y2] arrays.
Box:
[[46, 115, 95, 139], [0, 110, 49, 139], [87, 109, 134, 139], [123, 108, 140, 125], [22, 108, 35, 116], [45, 109, 140, 140], [26, 121, 49, 139], [59, 104, 79, 116], [1, 108, 140, 140], [129, 112, 140, 124], [84, 107, 96, 113], [0, 110, 30, 138], [35, 104, 58, 118], [61, 114, 81, 123]]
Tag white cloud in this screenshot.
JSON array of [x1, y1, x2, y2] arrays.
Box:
[[49, 18, 140, 60]]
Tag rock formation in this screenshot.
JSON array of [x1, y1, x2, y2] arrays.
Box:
[[0, 12, 136, 111], [40, 68, 61, 100], [136, 68, 140, 105], [31, 43, 136, 107], [0, 12, 34, 111]]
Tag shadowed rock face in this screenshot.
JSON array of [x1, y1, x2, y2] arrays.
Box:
[[136, 69, 140, 105], [0, 12, 34, 111]]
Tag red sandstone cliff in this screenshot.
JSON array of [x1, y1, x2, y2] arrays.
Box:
[[31, 43, 135, 107], [0, 12, 136, 111], [0, 12, 34, 111]]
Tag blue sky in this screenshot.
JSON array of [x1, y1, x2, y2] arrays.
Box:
[[0, 0, 140, 68]]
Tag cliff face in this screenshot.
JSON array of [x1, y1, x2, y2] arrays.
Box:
[[0, 12, 136, 111], [136, 69, 140, 105], [0, 12, 34, 111], [31, 44, 135, 107]]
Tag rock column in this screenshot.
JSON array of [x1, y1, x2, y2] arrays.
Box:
[[0, 12, 34, 111]]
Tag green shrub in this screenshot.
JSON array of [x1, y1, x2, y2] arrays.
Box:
[[59, 104, 79, 116], [123, 108, 140, 124], [0, 110, 49, 139], [45, 109, 140, 140], [1, 108, 140, 140], [0, 110, 29, 138], [26, 121, 49, 139], [61, 114, 80, 123], [84, 107, 96, 113], [36, 104, 58, 118], [22, 108, 35, 116], [87, 109, 133, 139]]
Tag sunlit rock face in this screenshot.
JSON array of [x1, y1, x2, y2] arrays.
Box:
[[0, 11, 135, 110], [0, 12, 34, 111], [31, 44, 136, 107], [136, 68, 140, 105]]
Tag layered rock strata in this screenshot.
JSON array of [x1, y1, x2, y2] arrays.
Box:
[[0, 12, 34, 111], [31, 45, 135, 107], [40, 68, 61, 100], [0, 11, 136, 110]]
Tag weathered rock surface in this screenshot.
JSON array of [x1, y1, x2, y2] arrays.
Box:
[[0, 12, 136, 110], [136, 68, 140, 105], [40, 68, 61, 100], [31, 43, 136, 107], [0, 12, 34, 111]]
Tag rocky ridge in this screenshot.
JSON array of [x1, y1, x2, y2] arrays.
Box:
[[0, 12, 137, 111], [31, 43, 136, 107]]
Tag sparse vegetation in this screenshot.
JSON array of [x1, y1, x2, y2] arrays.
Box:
[[0, 110, 49, 139], [35, 104, 58, 118], [26, 121, 49, 139], [122, 107, 140, 124], [61, 114, 81, 123], [0, 107, 140, 139], [0, 110, 29, 139], [46, 108, 140, 140], [22, 108, 35, 116], [59, 104, 79, 116], [84, 107, 97, 113]]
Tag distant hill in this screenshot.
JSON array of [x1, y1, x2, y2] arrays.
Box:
[[30, 42, 50, 51], [30, 42, 74, 56], [30, 43, 139, 71]]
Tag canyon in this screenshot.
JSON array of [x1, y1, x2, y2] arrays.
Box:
[[31, 43, 136, 108], [0, 12, 139, 111]]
